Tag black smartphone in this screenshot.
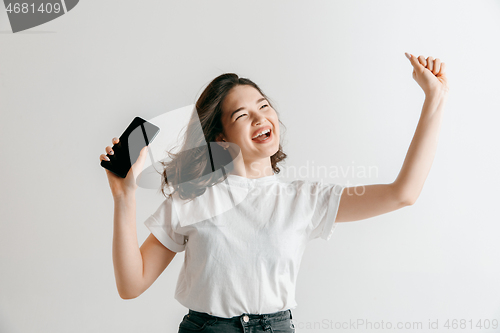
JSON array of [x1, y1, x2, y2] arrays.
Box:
[[101, 117, 160, 178]]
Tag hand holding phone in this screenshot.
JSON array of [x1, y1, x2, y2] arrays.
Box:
[[100, 137, 150, 197], [100, 117, 160, 197]]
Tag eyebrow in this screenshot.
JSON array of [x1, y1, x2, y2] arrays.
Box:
[[230, 97, 267, 119]]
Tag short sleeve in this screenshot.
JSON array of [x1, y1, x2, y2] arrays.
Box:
[[307, 182, 346, 242], [144, 198, 187, 252]]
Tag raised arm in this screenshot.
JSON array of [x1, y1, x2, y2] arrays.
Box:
[[393, 53, 449, 204], [336, 53, 450, 223]]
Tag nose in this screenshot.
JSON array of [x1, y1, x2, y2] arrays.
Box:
[[252, 111, 267, 126]]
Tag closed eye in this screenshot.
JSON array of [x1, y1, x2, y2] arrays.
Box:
[[235, 104, 268, 120]]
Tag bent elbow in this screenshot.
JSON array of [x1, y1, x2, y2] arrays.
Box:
[[391, 182, 417, 207], [402, 195, 417, 206], [119, 290, 140, 300]]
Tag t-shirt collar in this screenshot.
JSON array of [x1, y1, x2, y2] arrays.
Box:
[[225, 173, 278, 185]]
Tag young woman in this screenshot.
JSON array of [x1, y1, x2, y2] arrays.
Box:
[[100, 53, 449, 333]]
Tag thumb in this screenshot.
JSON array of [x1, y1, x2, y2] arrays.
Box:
[[139, 146, 149, 161], [131, 146, 149, 176], [134, 146, 149, 165], [405, 52, 424, 71]]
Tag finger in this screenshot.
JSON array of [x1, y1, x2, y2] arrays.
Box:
[[105, 146, 114, 155], [100, 154, 110, 162], [426, 56, 434, 72], [408, 54, 425, 71], [112, 137, 119, 144], [418, 55, 427, 67], [138, 146, 149, 160], [437, 61, 446, 76], [131, 148, 149, 177], [133, 146, 149, 164], [433, 58, 441, 75]]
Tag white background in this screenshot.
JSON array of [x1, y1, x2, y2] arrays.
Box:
[[1, 1, 499, 332]]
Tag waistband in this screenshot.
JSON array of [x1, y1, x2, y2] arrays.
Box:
[[188, 308, 293, 322]]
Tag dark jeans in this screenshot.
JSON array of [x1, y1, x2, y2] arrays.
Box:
[[178, 308, 295, 333]]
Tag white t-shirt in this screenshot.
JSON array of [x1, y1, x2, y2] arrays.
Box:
[[144, 173, 345, 318]]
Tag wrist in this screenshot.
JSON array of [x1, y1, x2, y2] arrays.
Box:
[[425, 88, 448, 101], [113, 192, 136, 202]]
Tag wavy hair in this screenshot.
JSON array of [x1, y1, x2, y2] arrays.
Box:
[[159, 73, 287, 201]]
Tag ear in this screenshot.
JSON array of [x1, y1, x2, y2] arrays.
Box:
[[215, 133, 226, 148]]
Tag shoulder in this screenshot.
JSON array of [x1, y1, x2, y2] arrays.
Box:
[[278, 178, 345, 197], [279, 178, 325, 189], [270, 178, 320, 198]]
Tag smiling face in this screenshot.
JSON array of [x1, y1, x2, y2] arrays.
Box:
[[218, 85, 280, 174]]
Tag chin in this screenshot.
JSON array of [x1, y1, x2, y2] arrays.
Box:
[[268, 145, 280, 157]]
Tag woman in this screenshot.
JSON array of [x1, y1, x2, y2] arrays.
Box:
[[100, 53, 449, 332]]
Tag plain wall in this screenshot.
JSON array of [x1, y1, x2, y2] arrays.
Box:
[[1, 0, 499, 332]]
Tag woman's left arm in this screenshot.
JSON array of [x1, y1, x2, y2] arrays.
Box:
[[393, 53, 450, 204], [336, 53, 449, 223], [392, 91, 448, 205]]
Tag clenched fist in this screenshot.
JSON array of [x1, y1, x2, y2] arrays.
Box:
[[405, 52, 449, 97]]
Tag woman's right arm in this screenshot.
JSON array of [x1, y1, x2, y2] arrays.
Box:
[[113, 194, 177, 299], [112, 193, 144, 299], [101, 138, 176, 299]]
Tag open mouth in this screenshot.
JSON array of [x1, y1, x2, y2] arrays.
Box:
[[252, 129, 272, 142]]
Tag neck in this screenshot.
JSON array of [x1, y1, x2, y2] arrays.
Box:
[[229, 157, 274, 179]]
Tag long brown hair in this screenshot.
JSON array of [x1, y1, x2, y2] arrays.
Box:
[[159, 73, 287, 201]]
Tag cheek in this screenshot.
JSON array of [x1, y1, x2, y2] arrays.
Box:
[[230, 127, 248, 143], [271, 111, 280, 125], [271, 115, 280, 133]]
